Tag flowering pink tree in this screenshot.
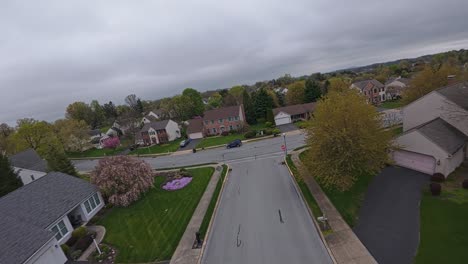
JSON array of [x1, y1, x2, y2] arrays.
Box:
[[102, 136, 120, 149], [91, 156, 154, 207]]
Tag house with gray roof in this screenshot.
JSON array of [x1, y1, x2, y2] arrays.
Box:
[[0, 172, 104, 264], [139, 119, 181, 145], [9, 149, 48, 185], [385, 77, 411, 100], [394, 82, 468, 176], [350, 79, 386, 104]]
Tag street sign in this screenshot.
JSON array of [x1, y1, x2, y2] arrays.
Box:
[[281, 145, 286, 151]]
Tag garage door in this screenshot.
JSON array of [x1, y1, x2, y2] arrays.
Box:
[[275, 117, 291, 126], [189, 132, 203, 139], [393, 150, 435, 175]]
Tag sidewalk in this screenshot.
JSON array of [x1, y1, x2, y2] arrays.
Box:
[[78, 225, 106, 261], [170, 166, 222, 264], [290, 151, 377, 264]]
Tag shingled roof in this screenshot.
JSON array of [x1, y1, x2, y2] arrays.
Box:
[[0, 172, 99, 264], [203, 105, 242, 121], [141, 120, 170, 131], [352, 79, 384, 91], [9, 149, 47, 172], [436, 81, 468, 111], [272, 102, 316, 116], [187, 118, 203, 134], [414, 118, 466, 154]]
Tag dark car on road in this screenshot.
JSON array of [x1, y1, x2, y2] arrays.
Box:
[[226, 139, 242, 149], [180, 138, 192, 148]]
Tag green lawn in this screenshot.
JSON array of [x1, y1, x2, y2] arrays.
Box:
[[98, 167, 214, 263], [130, 139, 182, 155], [197, 134, 245, 149], [380, 99, 403, 109], [299, 151, 373, 227], [286, 155, 323, 218], [199, 165, 228, 239], [390, 126, 403, 137], [67, 147, 125, 158], [415, 168, 468, 264]]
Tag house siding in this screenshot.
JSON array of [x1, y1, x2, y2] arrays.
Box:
[[14, 167, 47, 185], [24, 238, 67, 264], [204, 118, 244, 136], [165, 120, 181, 141]]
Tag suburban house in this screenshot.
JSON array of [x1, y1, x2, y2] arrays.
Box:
[[0, 172, 104, 264], [394, 82, 468, 176], [9, 149, 48, 185], [350, 79, 386, 104], [203, 105, 246, 136], [385, 77, 410, 100], [141, 110, 163, 124], [186, 118, 204, 139], [139, 119, 181, 145], [272, 102, 316, 126]]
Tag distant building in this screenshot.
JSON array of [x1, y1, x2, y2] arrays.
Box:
[[139, 119, 181, 145], [350, 79, 386, 104], [9, 149, 47, 185], [272, 102, 316, 125], [385, 77, 410, 100], [203, 105, 246, 136]]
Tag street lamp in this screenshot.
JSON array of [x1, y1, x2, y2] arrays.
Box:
[[282, 133, 287, 157]]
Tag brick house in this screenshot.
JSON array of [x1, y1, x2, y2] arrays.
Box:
[[350, 79, 386, 104], [203, 105, 246, 136]]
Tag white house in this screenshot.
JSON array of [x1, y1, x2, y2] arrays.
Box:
[[272, 102, 316, 126], [139, 119, 181, 145], [142, 110, 162, 124], [394, 82, 468, 176], [385, 77, 410, 100], [0, 172, 104, 264], [9, 149, 48, 185]]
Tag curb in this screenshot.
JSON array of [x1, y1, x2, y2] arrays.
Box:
[[197, 164, 230, 264], [284, 156, 337, 264]]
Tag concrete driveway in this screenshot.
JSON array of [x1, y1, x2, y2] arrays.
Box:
[[177, 139, 201, 151], [353, 166, 430, 264], [277, 123, 298, 133], [201, 157, 332, 264]]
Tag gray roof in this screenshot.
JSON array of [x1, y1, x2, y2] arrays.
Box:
[[0, 215, 54, 264], [0, 172, 99, 264], [385, 77, 410, 86], [141, 119, 170, 132], [9, 149, 47, 172], [272, 102, 316, 116], [417, 118, 466, 154], [0, 172, 98, 229], [351, 79, 384, 91], [436, 81, 468, 111]]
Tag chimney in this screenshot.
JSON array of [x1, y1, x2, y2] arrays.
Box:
[[447, 75, 457, 85]]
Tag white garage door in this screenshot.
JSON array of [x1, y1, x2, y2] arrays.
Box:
[[189, 132, 203, 139], [275, 117, 291, 126], [393, 150, 435, 175]]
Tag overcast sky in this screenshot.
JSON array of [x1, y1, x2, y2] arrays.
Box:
[[1, 0, 468, 125]]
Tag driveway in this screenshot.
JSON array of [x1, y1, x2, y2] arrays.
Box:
[[277, 123, 298, 133], [353, 166, 430, 264], [201, 157, 332, 264], [177, 139, 201, 151]]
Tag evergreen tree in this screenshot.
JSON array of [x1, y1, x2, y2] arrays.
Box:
[[45, 145, 78, 176], [304, 78, 322, 102], [322, 80, 330, 95], [253, 88, 273, 121], [242, 89, 256, 124], [136, 99, 144, 114], [266, 109, 275, 124], [0, 152, 23, 196]]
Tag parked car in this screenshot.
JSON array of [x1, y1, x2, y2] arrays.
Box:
[[180, 138, 192, 148], [226, 139, 242, 149]]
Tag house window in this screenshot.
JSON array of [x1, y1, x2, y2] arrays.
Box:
[[373, 89, 377, 93], [212, 128, 217, 134], [51, 220, 68, 241], [228, 117, 233, 121], [221, 126, 225, 132], [211, 120, 214, 124], [84, 193, 101, 214], [205, 120, 209, 125], [235, 116, 239, 121], [236, 124, 240, 129], [229, 125, 233, 131], [218, 118, 223, 123]]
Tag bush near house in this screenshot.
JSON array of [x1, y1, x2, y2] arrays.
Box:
[[431, 173, 445, 182], [430, 183, 441, 196]]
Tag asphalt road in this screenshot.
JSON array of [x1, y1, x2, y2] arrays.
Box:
[[201, 157, 332, 264], [73, 132, 306, 172]]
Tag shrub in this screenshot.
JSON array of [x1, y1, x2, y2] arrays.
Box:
[[431, 173, 445, 182], [264, 129, 273, 135], [179, 168, 187, 172], [70, 250, 82, 261], [102, 136, 120, 149], [66, 236, 78, 247], [265, 121, 273, 128], [271, 128, 281, 136], [221, 131, 229, 136], [91, 156, 154, 207], [61, 244, 70, 257], [430, 182, 441, 196], [72, 226, 87, 239], [462, 179, 468, 189], [244, 130, 256, 139], [75, 235, 93, 251], [257, 118, 266, 124]]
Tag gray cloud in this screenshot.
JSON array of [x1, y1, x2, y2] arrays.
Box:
[[1, 0, 468, 125]]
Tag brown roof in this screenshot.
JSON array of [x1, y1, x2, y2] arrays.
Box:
[[352, 79, 384, 91], [272, 102, 316, 116], [187, 119, 204, 134], [141, 120, 170, 132], [203, 105, 241, 121]]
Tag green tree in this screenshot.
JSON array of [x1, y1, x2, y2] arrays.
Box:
[[53, 119, 91, 152], [304, 78, 322, 102], [286, 81, 305, 105], [103, 101, 118, 121], [0, 123, 14, 154], [136, 99, 144, 114], [206, 92, 223, 110], [242, 89, 256, 124], [266, 109, 274, 124], [229, 85, 245, 104], [304, 89, 392, 191], [322, 79, 330, 95], [44, 144, 78, 176], [12, 120, 56, 154], [253, 88, 274, 120], [0, 152, 23, 196], [182, 88, 204, 117], [66, 102, 93, 125], [90, 100, 106, 129], [328, 77, 350, 93]]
